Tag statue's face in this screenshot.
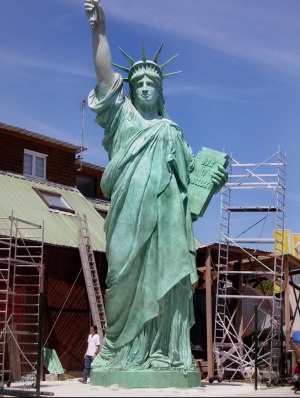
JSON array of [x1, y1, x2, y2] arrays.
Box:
[[133, 75, 160, 108]]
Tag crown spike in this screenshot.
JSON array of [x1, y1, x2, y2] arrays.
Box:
[[160, 54, 179, 70], [152, 43, 164, 63], [112, 63, 130, 73], [141, 43, 147, 62], [163, 71, 182, 78], [118, 47, 135, 65], [112, 44, 181, 83]]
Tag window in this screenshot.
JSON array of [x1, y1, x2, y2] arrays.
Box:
[[24, 149, 47, 179], [34, 188, 75, 214], [76, 175, 95, 198]]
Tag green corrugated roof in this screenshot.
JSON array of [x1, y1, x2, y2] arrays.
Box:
[[0, 172, 106, 251]]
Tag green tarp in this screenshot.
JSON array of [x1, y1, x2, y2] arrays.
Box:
[[42, 348, 64, 375]]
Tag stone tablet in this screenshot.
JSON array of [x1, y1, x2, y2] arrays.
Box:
[[188, 147, 229, 220]]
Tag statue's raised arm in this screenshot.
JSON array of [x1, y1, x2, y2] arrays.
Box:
[[84, 0, 116, 96]]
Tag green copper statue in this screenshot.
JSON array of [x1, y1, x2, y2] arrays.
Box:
[[84, 0, 228, 388]]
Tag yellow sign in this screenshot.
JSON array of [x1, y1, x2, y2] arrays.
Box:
[[273, 229, 290, 254], [273, 230, 300, 259], [291, 233, 300, 259]]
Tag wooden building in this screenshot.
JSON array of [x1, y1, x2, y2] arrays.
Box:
[[0, 122, 109, 374]]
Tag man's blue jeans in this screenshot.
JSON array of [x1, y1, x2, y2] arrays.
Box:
[[82, 355, 93, 380]]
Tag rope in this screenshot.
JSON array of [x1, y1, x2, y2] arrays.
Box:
[[43, 267, 82, 349]]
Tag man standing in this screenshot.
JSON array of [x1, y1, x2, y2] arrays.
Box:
[[79, 325, 100, 384]]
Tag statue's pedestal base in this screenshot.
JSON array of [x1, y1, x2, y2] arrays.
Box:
[[90, 369, 201, 388]]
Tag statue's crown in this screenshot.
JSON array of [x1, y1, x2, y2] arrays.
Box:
[[112, 43, 181, 84]]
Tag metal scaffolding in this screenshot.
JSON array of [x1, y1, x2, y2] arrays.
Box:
[[212, 149, 287, 385], [0, 214, 44, 396]]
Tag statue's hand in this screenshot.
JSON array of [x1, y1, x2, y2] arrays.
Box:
[[211, 165, 228, 194], [84, 0, 104, 29]]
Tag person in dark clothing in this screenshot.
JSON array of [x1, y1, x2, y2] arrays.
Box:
[[190, 270, 207, 359]]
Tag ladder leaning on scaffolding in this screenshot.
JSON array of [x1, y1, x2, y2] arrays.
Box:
[[77, 214, 106, 344]]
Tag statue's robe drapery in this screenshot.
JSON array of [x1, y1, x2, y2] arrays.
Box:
[[88, 74, 198, 371]]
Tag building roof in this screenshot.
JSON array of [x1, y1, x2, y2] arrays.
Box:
[[79, 160, 105, 172], [87, 198, 110, 213], [196, 241, 300, 272], [0, 171, 106, 251], [0, 122, 85, 154]]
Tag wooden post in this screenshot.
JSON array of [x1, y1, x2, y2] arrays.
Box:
[[7, 327, 21, 382], [232, 260, 243, 361], [284, 257, 291, 351]]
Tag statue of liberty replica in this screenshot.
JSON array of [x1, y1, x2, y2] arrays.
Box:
[[83, 0, 228, 388]]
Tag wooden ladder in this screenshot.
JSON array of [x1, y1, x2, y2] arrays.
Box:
[[77, 214, 106, 343]]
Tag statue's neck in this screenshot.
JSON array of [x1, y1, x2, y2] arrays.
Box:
[[135, 103, 158, 120]]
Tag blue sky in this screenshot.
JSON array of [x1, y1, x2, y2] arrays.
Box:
[[0, 0, 299, 244]]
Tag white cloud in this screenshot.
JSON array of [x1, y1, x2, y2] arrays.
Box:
[[0, 49, 93, 78], [164, 82, 276, 104], [105, 0, 300, 82]]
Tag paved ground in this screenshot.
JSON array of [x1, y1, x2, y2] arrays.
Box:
[[34, 377, 299, 397]]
